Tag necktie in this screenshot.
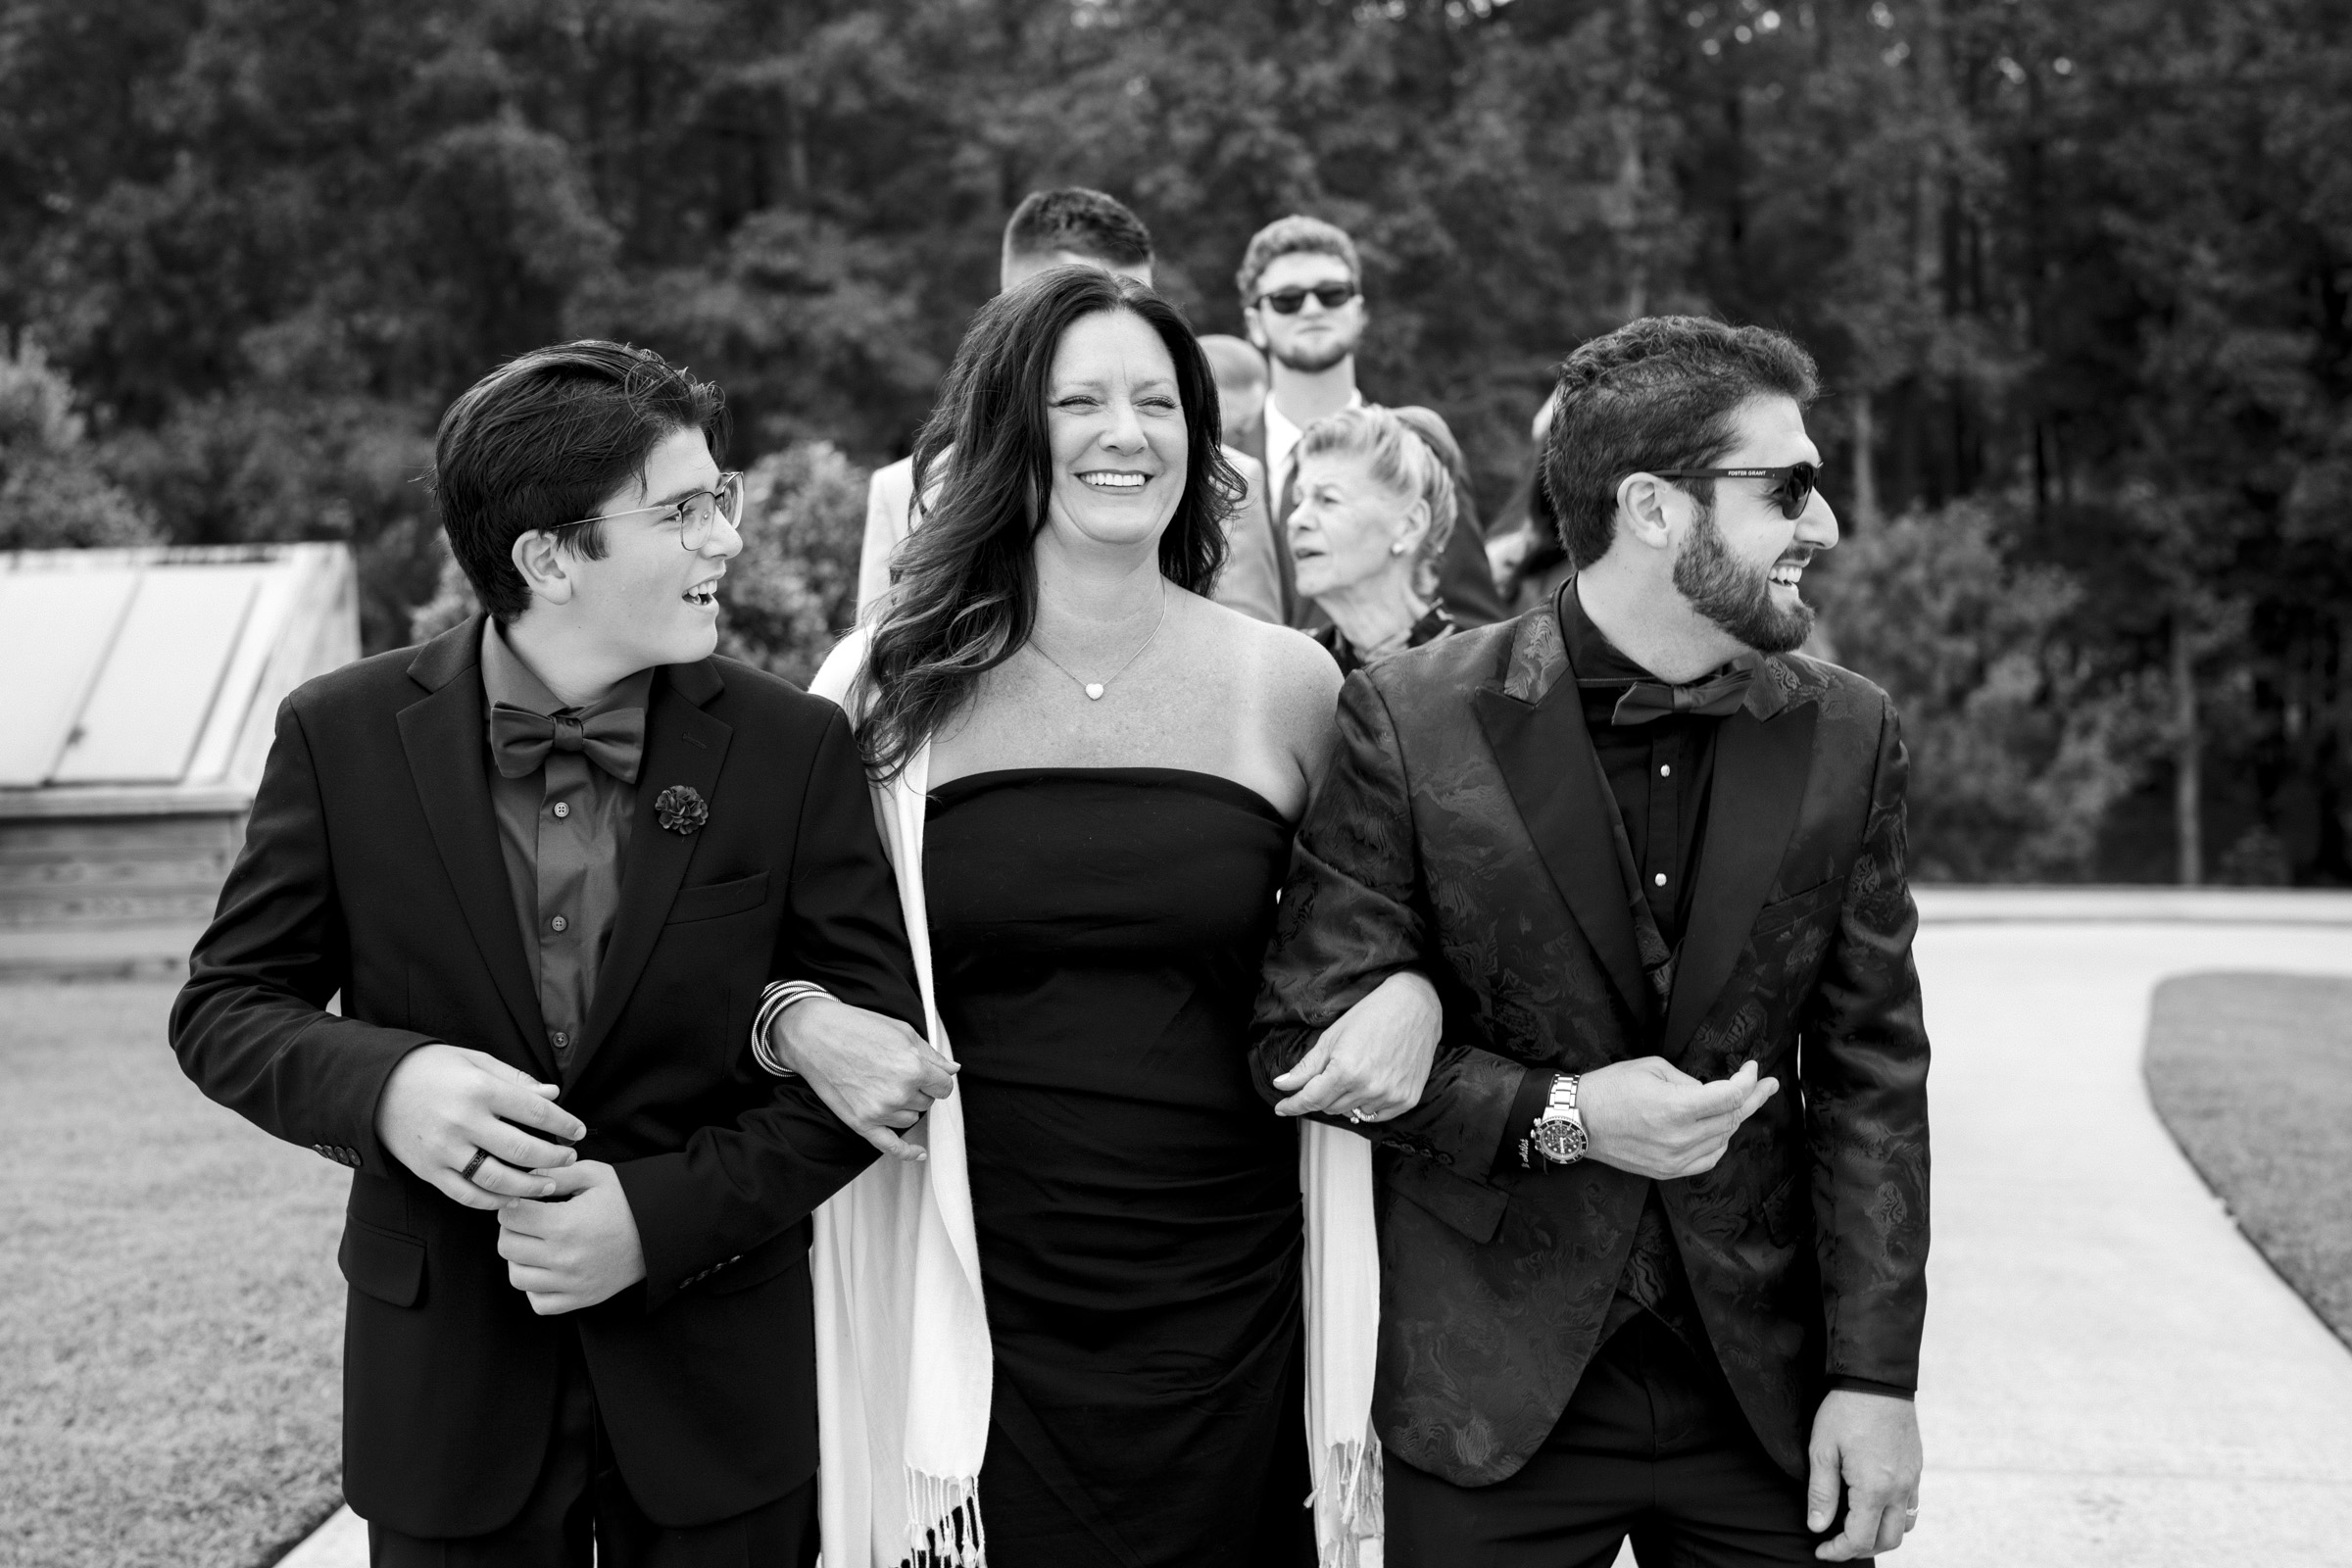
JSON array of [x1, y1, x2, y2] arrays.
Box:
[[489, 704, 645, 783], [1595, 664, 1753, 726]]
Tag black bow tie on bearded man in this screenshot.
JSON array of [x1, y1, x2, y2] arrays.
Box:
[[488, 703, 646, 783], [1589, 663, 1755, 727]]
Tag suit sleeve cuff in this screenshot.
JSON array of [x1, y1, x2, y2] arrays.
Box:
[[612, 1151, 706, 1313], [1828, 1375, 1915, 1400], [1494, 1066, 1553, 1174]]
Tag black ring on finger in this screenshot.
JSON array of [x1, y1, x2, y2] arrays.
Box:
[[460, 1148, 491, 1182]]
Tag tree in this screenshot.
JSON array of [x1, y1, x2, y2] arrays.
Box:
[[0, 341, 156, 550]]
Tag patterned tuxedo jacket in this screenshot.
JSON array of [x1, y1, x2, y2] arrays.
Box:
[[1250, 595, 1930, 1487]]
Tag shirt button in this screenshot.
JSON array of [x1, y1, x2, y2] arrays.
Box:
[[550, 914, 568, 933], [1653, 872, 1668, 887], [552, 1031, 569, 1050], [553, 802, 570, 818], [1659, 763, 1672, 777]]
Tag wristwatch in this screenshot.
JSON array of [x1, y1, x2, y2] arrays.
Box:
[[1532, 1073, 1588, 1166]]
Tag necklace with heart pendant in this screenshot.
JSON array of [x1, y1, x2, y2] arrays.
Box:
[[1028, 582, 1169, 703]]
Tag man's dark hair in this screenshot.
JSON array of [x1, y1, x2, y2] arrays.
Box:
[[429, 340, 727, 623], [1542, 316, 1818, 570], [1003, 188, 1153, 270]]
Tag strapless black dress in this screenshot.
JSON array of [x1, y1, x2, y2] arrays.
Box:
[[924, 767, 1311, 1568]]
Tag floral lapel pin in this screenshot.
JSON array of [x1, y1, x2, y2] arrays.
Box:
[[655, 784, 709, 836]]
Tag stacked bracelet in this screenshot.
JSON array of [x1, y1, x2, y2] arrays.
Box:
[[750, 980, 834, 1076]]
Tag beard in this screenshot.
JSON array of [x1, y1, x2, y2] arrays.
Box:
[[1673, 505, 1816, 654], [1269, 327, 1358, 374]]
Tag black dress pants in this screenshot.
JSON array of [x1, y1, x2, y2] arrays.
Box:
[[367, 1328, 819, 1568], [1385, 1316, 1859, 1568]]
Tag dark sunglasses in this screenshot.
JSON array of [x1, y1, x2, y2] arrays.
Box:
[[1649, 462, 1820, 520], [1254, 284, 1359, 315]]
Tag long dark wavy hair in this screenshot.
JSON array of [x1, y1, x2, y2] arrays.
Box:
[[857, 267, 1242, 780]]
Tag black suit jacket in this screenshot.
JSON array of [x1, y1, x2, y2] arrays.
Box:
[[1251, 598, 1930, 1486], [170, 615, 921, 1535]]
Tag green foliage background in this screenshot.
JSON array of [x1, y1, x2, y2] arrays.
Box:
[[2, 0, 2347, 882]]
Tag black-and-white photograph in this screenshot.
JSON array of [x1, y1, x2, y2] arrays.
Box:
[[3, 2, 2349, 1565]]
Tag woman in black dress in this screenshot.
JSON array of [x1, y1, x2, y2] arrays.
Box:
[[803, 266, 1436, 1567]]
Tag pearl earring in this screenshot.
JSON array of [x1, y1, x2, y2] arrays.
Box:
[[1389, 540, 1408, 556]]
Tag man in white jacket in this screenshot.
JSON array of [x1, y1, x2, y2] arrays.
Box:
[[855, 188, 1284, 625]]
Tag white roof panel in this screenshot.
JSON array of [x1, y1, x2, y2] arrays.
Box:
[[50, 568, 264, 785], [0, 569, 141, 787]]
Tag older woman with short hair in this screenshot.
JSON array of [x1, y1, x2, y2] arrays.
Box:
[[1288, 406, 1461, 675]]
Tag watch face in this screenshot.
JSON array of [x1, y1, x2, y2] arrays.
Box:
[[1535, 1116, 1588, 1164]]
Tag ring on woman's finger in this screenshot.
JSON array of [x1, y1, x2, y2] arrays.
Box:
[[460, 1148, 491, 1182], [1346, 1108, 1371, 1123]]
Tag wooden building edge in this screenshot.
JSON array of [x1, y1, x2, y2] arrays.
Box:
[[0, 544, 361, 977]]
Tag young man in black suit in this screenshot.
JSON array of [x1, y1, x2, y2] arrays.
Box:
[[171, 341, 952, 1565]]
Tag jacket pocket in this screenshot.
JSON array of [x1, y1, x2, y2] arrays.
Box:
[[1387, 1154, 1509, 1245], [339, 1215, 426, 1308], [666, 871, 770, 925], [1752, 878, 1843, 938]]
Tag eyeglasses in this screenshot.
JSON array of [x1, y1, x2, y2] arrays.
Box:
[[1649, 463, 1820, 520], [549, 470, 746, 550], [1254, 284, 1359, 315]]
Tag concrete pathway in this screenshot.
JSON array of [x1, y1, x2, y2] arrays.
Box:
[[276, 892, 2352, 1566], [1902, 899, 2352, 1565]]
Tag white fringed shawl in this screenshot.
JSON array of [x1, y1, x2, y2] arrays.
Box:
[[811, 631, 992, 1567], [808, 627, 1383, 1567]]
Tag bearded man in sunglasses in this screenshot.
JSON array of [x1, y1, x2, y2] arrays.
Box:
[[1235, 214, 1507, 629], [1253, 315, 1930, 1565], [172, 340, 936, 1565]]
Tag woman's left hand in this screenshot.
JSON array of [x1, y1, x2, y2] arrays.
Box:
[[1271, 969, 1442, 1122]]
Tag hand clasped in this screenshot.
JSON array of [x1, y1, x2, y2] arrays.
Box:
[[1270, 969, 1442, 1123], [769, 996, 957, 1163], [1577, 1056, 1778, 1180], [495, 1159, 646, 1315]]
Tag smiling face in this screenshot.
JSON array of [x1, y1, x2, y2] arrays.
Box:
[[1246, 250, 1365, 374], [554, 423, 741, 669], [1040, 307, 1189, 556], [1668, 395, 1838, 654], [1289, 447, 1421, 603]]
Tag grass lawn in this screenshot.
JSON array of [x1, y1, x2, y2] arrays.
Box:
[[2145, 969, 2352, 1348], [0, 978, 349, 1568]]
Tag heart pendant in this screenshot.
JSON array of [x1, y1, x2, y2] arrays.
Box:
[[1084, 683, 1105, 701]]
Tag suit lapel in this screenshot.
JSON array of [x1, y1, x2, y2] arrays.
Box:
[[1661, 667, 1818, 1061], [1472, 608, 1654, 1030], [569, 661, 731, 1080], [397, 617, 553, 1075]]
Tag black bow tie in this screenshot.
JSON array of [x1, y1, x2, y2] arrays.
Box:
[[1590, 665, 1754, 726], [489, 703, 645, 783]]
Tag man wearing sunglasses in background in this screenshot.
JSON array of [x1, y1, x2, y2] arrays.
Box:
[[1234, 213, 1506, 628], [1253, 315, 1929, 1565], [172, 340, 936, 1565]]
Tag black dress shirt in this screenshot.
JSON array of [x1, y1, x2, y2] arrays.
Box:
[[479, 619, 651, 1075], [1496, 585, 1734, 1159]]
